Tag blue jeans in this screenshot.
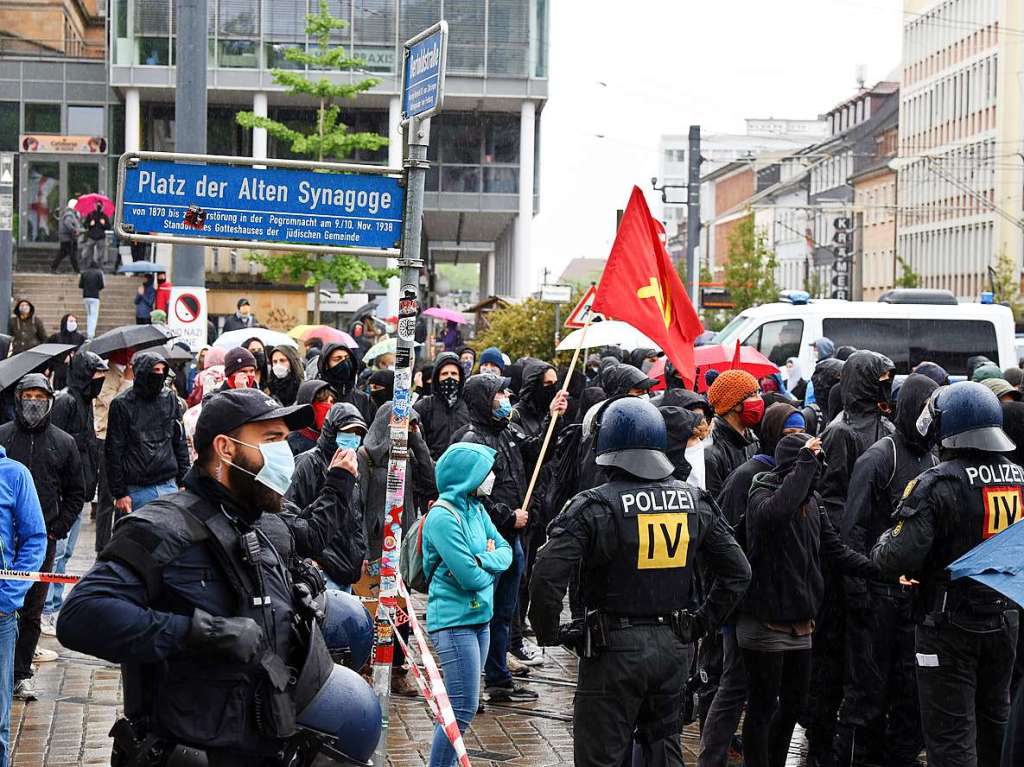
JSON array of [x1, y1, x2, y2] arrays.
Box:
[[485, 536, 524, 687], [323, 576, 351, 594], [0, 612, 18, 767], [44, 514, 82, 615], [83, 297, 100, 339], [126, 479, 177, 512], [428, 624, 489, 767]]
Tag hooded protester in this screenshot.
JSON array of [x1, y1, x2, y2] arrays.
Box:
[[45, 314, 86, 390], [651, 387, 715, 420], [317, 342, 372, 423], [658, 405, 706, 486], [0, 374, 85, 700], [413, 351, 470, 460], [584, 354, 602, 386], [740, 433, 879, 767], [628, 347, 659, 373], [453, 373, 567, 703], [835, 373, 939, 767], [286, 379, 334, 456], [966, 355, 995, 380], [1002, 401, 1024, 469], [242, 337, 270, 391], [510, 359, 558, 438], [10, 299, 47, 354], [809, 358, 845, 425], [803, 339, 836, 407], [368, 369, 395, 414], [835, 345, 858, 362], [266, 344, 303, 406], [912, 361, 950, 387], [705, 370, 763, 498], [416, 362, 434, 397], [505, 361, 525, 403], [663, 360, 692, 391], [1004, 366, 1024, 389], [458, 346, 477, 378], [806, 349, 895, 766], [696, 401, 804, 767], [601, 363, 657, 399], [105, 351, 190, 516]]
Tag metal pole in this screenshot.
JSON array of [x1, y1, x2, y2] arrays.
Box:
[[371, 116, 428, 767], [686, 125, 701, 308], [172, 0, 207, 288]]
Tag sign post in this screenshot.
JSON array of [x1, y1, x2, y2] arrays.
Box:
[[0, 153, 14, 334], [830, 215, 853, 300], [371, 21, 447, 767], [167, 286, 208, 352]]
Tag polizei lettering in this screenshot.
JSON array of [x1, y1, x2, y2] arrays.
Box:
[[620, 488, 695, 516], [965, 463, 1024, 486]]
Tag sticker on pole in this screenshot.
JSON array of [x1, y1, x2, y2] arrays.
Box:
[[168, 286, 208, 352], [401, 22, 448, 122], [565, 284, 605, 329]]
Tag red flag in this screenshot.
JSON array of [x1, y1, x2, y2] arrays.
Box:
[[592, 187, 704, 385]]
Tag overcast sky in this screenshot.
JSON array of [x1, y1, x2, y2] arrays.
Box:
[[531, 0, 904, 287]]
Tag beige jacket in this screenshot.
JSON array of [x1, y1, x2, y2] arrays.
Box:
[[94, 367, 132, 440]]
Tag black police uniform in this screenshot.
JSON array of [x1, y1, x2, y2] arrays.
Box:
[[873, 452, 1022, 767], [530, 475, 750, 766], [57, 462, 355, 767]]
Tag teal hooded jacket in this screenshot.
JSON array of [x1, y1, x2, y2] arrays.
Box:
[[422, 442, 512, 632]]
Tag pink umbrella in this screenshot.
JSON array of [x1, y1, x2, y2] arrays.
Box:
[[74, 193, 114, 218], [423, 306, 469, 324], [300, 325, 358, 349]]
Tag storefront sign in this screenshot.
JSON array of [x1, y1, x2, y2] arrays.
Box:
[[20, 135, 107, 155]]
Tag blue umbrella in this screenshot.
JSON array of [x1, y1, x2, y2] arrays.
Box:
[[949, 518, 1024, 606], [117, 261, 165, 274]]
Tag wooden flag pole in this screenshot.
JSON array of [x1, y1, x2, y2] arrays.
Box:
[[521, 315, 594, 512]]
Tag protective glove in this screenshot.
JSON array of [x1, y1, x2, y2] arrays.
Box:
[[187, 608, 263, 663], [557, 620, 585, 655], [671, 610, 707, 644]]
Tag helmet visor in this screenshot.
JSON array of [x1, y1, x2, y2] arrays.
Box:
[[596, 448, 675, 481]]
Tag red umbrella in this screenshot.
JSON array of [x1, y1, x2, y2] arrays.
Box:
[[74, 193, 114, 218], [648, 343, 778, 393]]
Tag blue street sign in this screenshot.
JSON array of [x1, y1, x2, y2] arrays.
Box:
[[401, 22, 448, 122], [119, 158, 404, 253]]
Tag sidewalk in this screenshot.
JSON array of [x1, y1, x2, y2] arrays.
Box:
[[8, 515, 704, 766]]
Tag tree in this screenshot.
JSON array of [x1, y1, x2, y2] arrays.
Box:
[[992, 245, 1022, 320], [471, 295, 581, 363], [895, 256, 922, 289], [235, 0, 392, 321], [723, 216, 778, 312]]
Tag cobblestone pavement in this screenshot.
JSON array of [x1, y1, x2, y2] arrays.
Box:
[[9, 516, 706, 767]]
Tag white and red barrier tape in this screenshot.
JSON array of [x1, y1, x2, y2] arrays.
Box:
[[0, 568, 80, 585]]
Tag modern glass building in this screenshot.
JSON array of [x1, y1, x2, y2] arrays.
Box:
[[109, 0, 549, 297]]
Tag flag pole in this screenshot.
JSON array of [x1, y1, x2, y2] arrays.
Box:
[[521, 315, 593, 512]]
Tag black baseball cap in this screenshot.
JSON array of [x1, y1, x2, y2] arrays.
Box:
[[194, 388, 313, 451], [237, 297, 250, 308]]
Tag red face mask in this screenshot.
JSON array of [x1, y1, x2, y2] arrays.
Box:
[[227, 372, 255, 389], [739, 397, 765, 428], [311, 401, 332, 431]]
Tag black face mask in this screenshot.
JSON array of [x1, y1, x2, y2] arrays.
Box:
[[135, 370, 166, 398], [438, 377, 460, 406], [324, 358, 353, 391], [251, 351, 267, 370], [534, 382, 557, 411], [88, 377, 105, 400], [371, 388, 392, 408]]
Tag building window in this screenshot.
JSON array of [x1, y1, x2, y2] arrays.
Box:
[[0, 102, 18, 150], [25, 104, 61, 134], [352, 0, 396, 73], [488, 0, 529, 76], [68, 106, 105, 136], [446, 0, 485, 75], [427, 112, 519, 194]]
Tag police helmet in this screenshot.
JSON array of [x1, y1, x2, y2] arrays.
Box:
[[920, 381, 1016, 452], [320, 589, 373, 670], [296, 664, 382, 765], [594, 397, 675, 480]]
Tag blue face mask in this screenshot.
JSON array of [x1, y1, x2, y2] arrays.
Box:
[[336, 432, 361, 451], [227, 437, 295, 497], [493, 399, 512, 420]]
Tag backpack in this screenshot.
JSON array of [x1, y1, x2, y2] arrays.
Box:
[[399, 499, 459, 593]]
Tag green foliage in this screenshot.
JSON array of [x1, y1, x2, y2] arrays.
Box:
[[246, 250, 396, 294], [991, 246, 1022, 320], [803, 270, 824, 298], [723, 217, 778, 312], [895, 256, 922, 289], [471, 296, 580, 363], [437, 263, 479, 293]]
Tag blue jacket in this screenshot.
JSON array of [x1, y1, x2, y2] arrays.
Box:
[[423, 442, 511, 632], [0, 445, 47, 614]]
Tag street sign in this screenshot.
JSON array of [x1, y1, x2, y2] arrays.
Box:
[[565, 284, 605, 328], [167, 286, 208, 352], [401, 21, 448, 122], [541, 284, 572, 304], [831, 273, 850, 289], [115, 151, 405, 256]]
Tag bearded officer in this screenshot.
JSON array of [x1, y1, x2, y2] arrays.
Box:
[[57, 388, 375, 767], [529, 397, 751, 766], [872, 381, 1022, 767]]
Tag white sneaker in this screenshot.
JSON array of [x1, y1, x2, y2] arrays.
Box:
[[33, 647, 58, 663], [510, 643, 545, 667], [40, 615, 57, 637]]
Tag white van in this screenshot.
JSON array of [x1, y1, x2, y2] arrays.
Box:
[[712, 291, 1017, 378]]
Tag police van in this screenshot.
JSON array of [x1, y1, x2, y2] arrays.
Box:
[[712, 289, 1017, 378]]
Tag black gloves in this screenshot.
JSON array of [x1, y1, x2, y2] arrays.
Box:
[[670, 610, 707, 644], [187, 608, 263, 663]]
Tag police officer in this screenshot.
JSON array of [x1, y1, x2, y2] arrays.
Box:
[[529, 397, 751, 767], [57, 388, 377, 767], [872, 381, 1021, 767]]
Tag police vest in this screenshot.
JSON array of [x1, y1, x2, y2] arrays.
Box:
[[582, 478, 705, 617], [913, 455, 1024, 611]]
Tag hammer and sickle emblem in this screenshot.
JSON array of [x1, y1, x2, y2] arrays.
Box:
[[637, 277, 672, 328]]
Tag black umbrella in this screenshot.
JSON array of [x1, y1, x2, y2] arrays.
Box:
[[350, 298, 380, 323], [84, 324, 177, 358], [156, 343, 194, 363], [0, 343, 79, 390]]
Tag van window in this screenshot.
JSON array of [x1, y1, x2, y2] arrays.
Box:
[[744, 319, 803, 366], [908, 320, 997, 377], [823, 318, 910, 373]]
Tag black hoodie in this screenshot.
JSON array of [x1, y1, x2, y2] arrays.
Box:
[[602, 363, 655, 398], [843, 374, 938, 602], [659, 405, 704, 481], [511, 359, 556, 437], [52, 351, 106, 497], [810, 358, 845, 423], [819, 350, 895, 524], [413, 351, 470, 460], [46, 314, 86, 390], [317, 342, 372, 423], [286, 379, 332, 456]]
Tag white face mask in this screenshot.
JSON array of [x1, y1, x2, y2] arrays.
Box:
[[684, 443, 706, 490], [475, 471, 496, 497], [272, 362, 290, 379], [66, 319, 78, 333]]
